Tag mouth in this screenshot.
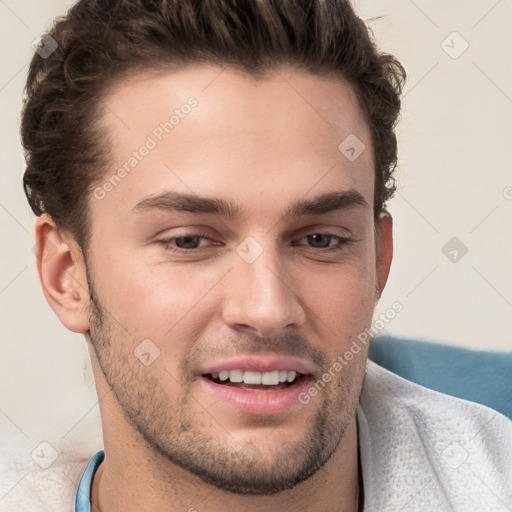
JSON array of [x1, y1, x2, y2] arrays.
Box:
[[198, 357, 315, 415], [204, 369, 305, 391]]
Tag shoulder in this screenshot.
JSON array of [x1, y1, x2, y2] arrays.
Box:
[[0, 450, 90, 512], [358, 359, 512, 512]]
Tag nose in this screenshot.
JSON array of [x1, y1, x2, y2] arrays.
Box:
[[221, 244, 306, 338]]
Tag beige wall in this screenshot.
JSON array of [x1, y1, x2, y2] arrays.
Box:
[[0, 0, 511, 467], [356, 0, 512, 351]]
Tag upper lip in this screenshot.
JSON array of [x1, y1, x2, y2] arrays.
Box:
[[198, 354, 317, 376]]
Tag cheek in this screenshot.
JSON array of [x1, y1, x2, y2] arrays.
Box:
[[103, 260, 222, 339], [295, 255, 376, 332]]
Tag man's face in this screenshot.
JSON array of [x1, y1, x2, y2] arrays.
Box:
[[84, 64, 390, 494]]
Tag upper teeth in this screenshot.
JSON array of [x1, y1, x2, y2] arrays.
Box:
[[211, 370, 298, 385]]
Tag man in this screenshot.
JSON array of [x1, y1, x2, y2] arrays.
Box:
[[12, 0, 511, 510]]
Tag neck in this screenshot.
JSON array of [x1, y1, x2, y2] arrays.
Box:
[[90, 416, 360, 512]]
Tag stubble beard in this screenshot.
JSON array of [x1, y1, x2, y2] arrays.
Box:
[[84, 261, 362, 495]]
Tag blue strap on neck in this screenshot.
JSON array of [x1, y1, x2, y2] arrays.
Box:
[[75, 450, 105, 512]]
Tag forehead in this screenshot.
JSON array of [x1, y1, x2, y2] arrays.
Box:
[[92, 63, 374, 224]]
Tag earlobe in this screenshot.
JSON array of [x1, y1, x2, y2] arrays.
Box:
[[375, 211, 393, 302], [34, 214, 90, 333]]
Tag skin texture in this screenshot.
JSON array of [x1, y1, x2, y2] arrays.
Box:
[[35, 64, 393, 512]]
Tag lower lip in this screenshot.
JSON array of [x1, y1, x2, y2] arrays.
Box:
[[199, 376, 312, 415]]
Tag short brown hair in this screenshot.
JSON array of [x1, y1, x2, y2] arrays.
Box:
[[22, 0, 406, 253]]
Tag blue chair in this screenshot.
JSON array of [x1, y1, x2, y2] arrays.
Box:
[[369, 335, 512, 420]]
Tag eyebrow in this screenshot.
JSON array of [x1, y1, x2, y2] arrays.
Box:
[[131, 189, 369, 219]]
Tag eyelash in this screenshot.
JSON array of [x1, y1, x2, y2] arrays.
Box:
[[156, 232, 351, 253]]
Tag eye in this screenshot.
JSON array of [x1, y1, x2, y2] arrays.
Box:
[[296, 233, 350, 251], [156, 233, 217, 251]]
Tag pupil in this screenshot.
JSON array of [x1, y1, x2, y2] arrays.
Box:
[[308, 234, 330, 248], [176, 236, 200, 249]]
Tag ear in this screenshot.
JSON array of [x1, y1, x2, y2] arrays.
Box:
[[34, 214, 90, 333], [374, 211, 393, 303]]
